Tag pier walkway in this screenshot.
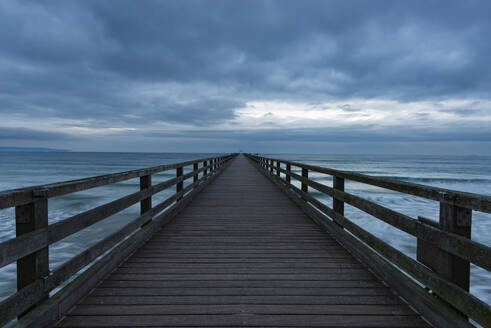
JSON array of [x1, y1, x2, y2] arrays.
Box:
[[2, 154, 490, 327], [56, 155, 429, 327]]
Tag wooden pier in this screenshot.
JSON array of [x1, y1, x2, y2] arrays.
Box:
[[1, 154, 490, 327]]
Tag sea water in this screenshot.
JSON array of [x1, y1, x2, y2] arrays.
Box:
[[0, 152, 490, 305]]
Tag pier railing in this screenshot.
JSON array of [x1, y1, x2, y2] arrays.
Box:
[[246, 154, 491, 328], [0, 154, 236, 326]]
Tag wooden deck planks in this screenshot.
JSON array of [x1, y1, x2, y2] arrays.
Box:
[[55, 155, 430, 327]]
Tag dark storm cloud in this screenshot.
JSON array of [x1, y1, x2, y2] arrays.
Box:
[[82, 0, 491, 99], [0, 0, 490, 149]]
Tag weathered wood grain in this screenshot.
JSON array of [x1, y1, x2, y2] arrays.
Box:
[[55, 155, 429, 328], [254, 154, 491, 213], [267, 159, 491, 272], [69, 304, 415, 315], [1, 155, 235, 327], [248, 154, 483, 328], [0, 155, 233, 209], [57, 314, 428, 327]]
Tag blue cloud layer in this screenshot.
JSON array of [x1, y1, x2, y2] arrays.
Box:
[[0, 0, 490, 152]]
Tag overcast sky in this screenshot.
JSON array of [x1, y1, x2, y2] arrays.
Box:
[[1, 0, 490, 154]]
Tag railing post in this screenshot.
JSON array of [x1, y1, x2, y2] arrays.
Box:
[[333, 176, 345, 227], [203, 160, 207, 177], [193, 163, 198, 185], [140, 175, 152, 215], [416, 193, 471, 319], [301, 168, 308, 193], [269, 160, 273, 173], [286, 163, 291, 184], [276, 161, 280, 176], [16, 191, 49, 314], [439, 194, 472, 291], [176, 166, 183, 201]]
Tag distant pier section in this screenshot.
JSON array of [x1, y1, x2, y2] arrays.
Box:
[[0, 154, 490, 327]]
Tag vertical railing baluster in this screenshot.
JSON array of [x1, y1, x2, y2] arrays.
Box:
[[415, 193, 472, 319], [286, 163, 291, 185], [333, 176, 345, 227], [16, 191, 49, 315], [176, 166, 183, 201], [140, 175, 152, 215], [193, 162, 198, 187], [204, 160, 207, 177], [301, 168, 308, 193], [276, 161, 280, 177], [270, 160, 273, 173], [439, 194, 472, 292]]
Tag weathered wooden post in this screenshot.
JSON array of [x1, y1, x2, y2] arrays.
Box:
[[416, 193, 472, 318], [16, 191, 49, 314], [286, 163, 291, 184], [276, 161, 280, 176], [439, 193, 472, 291], [193, 163, 198, 185], [270, 160, 273, 173], [203, 160, 207, 177], [176, 167, 183, 201], [140, 175, 152, 215], [333, 176, 345, 227], [301, 168, 308, 193]]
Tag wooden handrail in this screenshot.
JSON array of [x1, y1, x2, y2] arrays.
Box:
[[0, 154, 236, 326], [0, 155, 227, 209], [246, 153, 491, 327], [0, 161, 218, 269], [272, 164, 491, 271], [252, 155, 491, 214]]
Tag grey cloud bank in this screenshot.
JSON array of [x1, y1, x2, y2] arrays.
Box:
[[0, 0, 490, 154]]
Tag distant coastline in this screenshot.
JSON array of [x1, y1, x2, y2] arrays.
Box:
[[0, 146, 71, 152]]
